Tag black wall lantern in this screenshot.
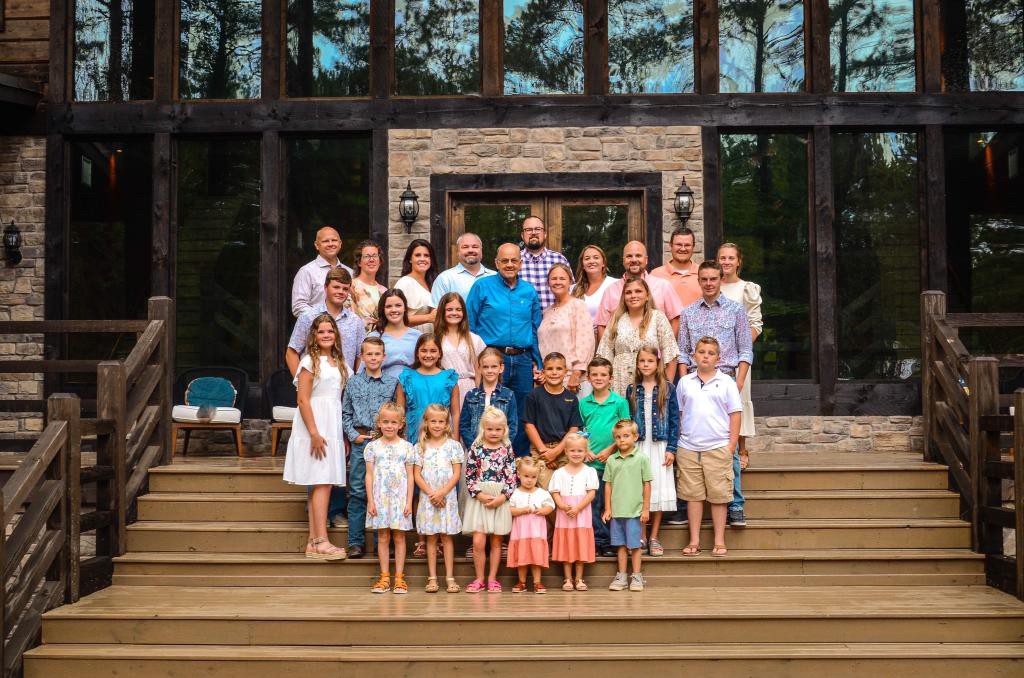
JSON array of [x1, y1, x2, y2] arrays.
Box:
[[398, 181, 420, 233], [674, 178, 695, 224], [3, 220, 21, 266]]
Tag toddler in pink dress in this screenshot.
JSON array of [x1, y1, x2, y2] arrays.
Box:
[[507, 457, 555, 594]]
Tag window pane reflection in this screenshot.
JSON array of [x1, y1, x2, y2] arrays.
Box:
[[720, 0, 804, 93], [722, 133, 811, 379], [504, 0, 584, 94], [608, 0, 694, 93], [396, 0, 479, 95], [286, 0, 370, 97], [176, 139, 261, 377], [74, 0, 155, 101], [180, 0, 261, 99], [829, 0, 914, 92], [834, 131, 920, 381], [463, 204, 533, 261], [560, 205, 629, 275], [967, 0, 1024, 91]]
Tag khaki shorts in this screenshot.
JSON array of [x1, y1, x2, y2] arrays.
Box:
[[675, 446, 734, 504], [530, 443, 566, 490]]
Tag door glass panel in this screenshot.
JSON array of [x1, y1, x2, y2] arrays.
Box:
[[560, 205, 628, 276], [461, 204, 533, 261]]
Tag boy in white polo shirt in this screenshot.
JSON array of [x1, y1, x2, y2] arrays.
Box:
[[674, 336, 742, 557]]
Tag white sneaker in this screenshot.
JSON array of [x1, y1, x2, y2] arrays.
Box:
[[608, 572, 628, 591], [629, 573, 645, 592]]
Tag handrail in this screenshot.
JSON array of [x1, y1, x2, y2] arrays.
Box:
[[921, 290, 1024, 600]]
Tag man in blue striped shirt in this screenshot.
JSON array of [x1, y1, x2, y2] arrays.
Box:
[[467, 242, 542, 456]]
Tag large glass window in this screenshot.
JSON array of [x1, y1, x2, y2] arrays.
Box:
[[503, 0, 584, 94], [966, 0, 1024, 91], [68, 140, 153, 365], [608, 0, 694, 93], [721, 133, 811, 380], [834, 131, 920, 381], [829, 0, 915, 91], [176, 139, 261, 377], [180, 0, 261, 99], [284, 136, 372, 318], [285, 0, 370, 97], [74, 0, 155, 101], [395, 0, 479, 95], [719, 0, 804, 92]]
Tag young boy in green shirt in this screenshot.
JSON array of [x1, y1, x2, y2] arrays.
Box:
[[577, 358, 631, 557], [602, 419, 653, 592]]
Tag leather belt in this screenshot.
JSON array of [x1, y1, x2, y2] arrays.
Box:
[[489, 345, 529, 356]]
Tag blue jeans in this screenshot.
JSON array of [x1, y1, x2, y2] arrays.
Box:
[[502, 352, 534, 457], [592, 473, 610, 548], [730, 449, 744, 512], [346, 441, 367, 548]]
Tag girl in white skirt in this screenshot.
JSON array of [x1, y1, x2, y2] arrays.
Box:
[[283, 314, 350, 561], [462, 407, 518, 593], [626, 347, 679, 557]]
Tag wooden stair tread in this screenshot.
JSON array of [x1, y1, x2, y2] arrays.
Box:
[[43, 585, 1024, 620], [26, 642, 1024, 660]]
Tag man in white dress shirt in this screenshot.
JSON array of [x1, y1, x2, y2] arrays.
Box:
[[430, 232, 496, 305], [290, 226, 354, 317]]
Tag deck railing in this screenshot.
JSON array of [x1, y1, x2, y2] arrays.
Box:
[[921, 290, 1024, 599], [0, 297, 174, 676]]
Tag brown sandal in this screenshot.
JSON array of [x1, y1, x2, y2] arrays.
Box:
[[446, 577, 461, 593], [305, 537, 346, 561], [712, 544, 728, 557], [682, 543, 701, 556], [425, 576, 439, 593]]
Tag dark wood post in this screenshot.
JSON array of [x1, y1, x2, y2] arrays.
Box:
[[584, 0, 608, 95], [370, 0, 395, 98], [811, 126, 837, 415], [149, 298, 175, 465], [260, 132, 282, 383], [700, 127, 722, 258], [1014, 389, 1023, 600], [97, 361, 128, 556], [967, 356, 999, 553], [920, 291, 946, 463], [480, 0, 503, 96], [695, 0, 719, 94], [47, 393, 80, 603]]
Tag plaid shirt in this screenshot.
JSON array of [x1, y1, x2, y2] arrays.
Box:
[[287, 303, 366, 371], [677, 294, 753, 371], [519, 248, 572, 309]]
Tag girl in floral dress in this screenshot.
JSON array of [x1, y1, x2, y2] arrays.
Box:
[[365, 402, 415, 594], [413, 404, 464, 594], [463, 407, 518, 593]]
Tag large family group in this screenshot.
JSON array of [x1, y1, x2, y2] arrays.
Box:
[[282, 216, 762, 595]]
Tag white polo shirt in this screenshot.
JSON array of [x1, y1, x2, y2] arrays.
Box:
[[675, 369, 743, 452]]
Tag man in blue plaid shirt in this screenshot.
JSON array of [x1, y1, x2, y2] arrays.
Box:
[[518, 216, 571, 309]]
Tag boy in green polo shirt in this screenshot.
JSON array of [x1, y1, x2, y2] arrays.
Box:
[[578, 358, 631, 558], [601, 419, 652, 592]]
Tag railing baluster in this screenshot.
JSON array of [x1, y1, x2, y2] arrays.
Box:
[[47, 394, 81, 603], [97, 362, 128, 557], [921, 291, 946, 464], [968, 357, 1000, 555], [1014, 389, 1024, 601]]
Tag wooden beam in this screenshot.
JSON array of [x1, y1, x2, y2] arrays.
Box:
[[919, 0, 942, 93], [700, 127, 722, 257], [149, 297, 175, 465], [584, 0, 608, 95], [369, 0, 394, 98], [260, 131, 283, 383], [480, 0, 503, 96], [920, 291, 946, 463], [153, 0, 175, 102], [43, 132, 68, 400], [47, 393, 80, 604], [262, 0, 282, 100], [371, 127, 390, 281], [96, 361, 127, 557], [47, 0, 69, 105], [695, 0, 719, 94], [152, 133, 172, 296], [806, 0, 830, 93], [923, 125, 947, 290], [967, 357, 999, 554], [811, 126, 837, 415]]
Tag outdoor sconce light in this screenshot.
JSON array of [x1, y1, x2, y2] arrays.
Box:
[[674, 178, 695, 224], [3, 221, 21, 266], [399, 182, 420, 233]]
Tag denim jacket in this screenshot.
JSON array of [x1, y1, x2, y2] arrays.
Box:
[[459, 385, 519, 446], [626, 383, 679, 453]]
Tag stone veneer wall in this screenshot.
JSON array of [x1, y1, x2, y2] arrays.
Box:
[[386, 126, 704, 281], [0, 136, 46, 439]]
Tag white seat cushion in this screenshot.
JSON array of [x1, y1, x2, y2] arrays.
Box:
[[172, 405, 242, 424], [272, 406, 297, 423]]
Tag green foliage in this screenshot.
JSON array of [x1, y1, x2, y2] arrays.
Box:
[[395, 0, 480, 95], [829, 0, 915, 92], [966, 0, 1024, 90], [285, 0, 370, 97], [180, 0, 262, 100], [608, 0, 694, 93], [720, 0, 804, 92], [504, 0, 584, 94]]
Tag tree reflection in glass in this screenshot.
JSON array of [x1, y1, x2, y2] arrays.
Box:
[[719, 0, 804, 93], [180, 0, 262, 99], [967, 0, 1024, 91], [608, 0, 694, 93], [395, 0, 479, 95], [721, 133, 811, 380], [74, 0, 155, 101], [834, 132, 920, 381], [504, 0, 584, 94], [286, 0, 370, 97], [829, 0, 914, 92]]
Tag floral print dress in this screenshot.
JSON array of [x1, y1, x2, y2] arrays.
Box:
[[413, 438, 465, 535], [365, 438, 415, 531], [596, 310, 680, 395]]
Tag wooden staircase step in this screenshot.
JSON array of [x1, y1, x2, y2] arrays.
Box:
[[111, 549, 985, 587], [24, 642, 1024, 677], [136, 489, 962, 521], [124, 518, 972, 552], [39, 586, 1024, 646]]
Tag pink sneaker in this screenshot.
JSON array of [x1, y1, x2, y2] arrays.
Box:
[[465, 579, 485, 593], [487, 580, 503, 593]]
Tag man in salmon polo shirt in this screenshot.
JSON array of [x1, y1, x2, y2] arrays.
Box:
[[594, 240, 683, 343], [651, 226, 702, 309]]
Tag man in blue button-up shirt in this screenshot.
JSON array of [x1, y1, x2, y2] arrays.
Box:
[[467, 242, 542, 455]]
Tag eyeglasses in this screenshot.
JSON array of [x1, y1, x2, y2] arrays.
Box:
[[496, 257, 521, 265], [522, 227, 544, 234], [360, 253, 380, 260]]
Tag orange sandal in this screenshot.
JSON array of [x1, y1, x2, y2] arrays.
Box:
[[370, 572, 390, 593], [393, 573, 409, 594]]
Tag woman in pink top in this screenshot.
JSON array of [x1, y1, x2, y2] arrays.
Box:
[[538, 264, 596, 392], [435, 292, 486, 410]]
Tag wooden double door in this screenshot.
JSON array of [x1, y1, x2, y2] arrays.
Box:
[[447, 191, 645, 273]]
